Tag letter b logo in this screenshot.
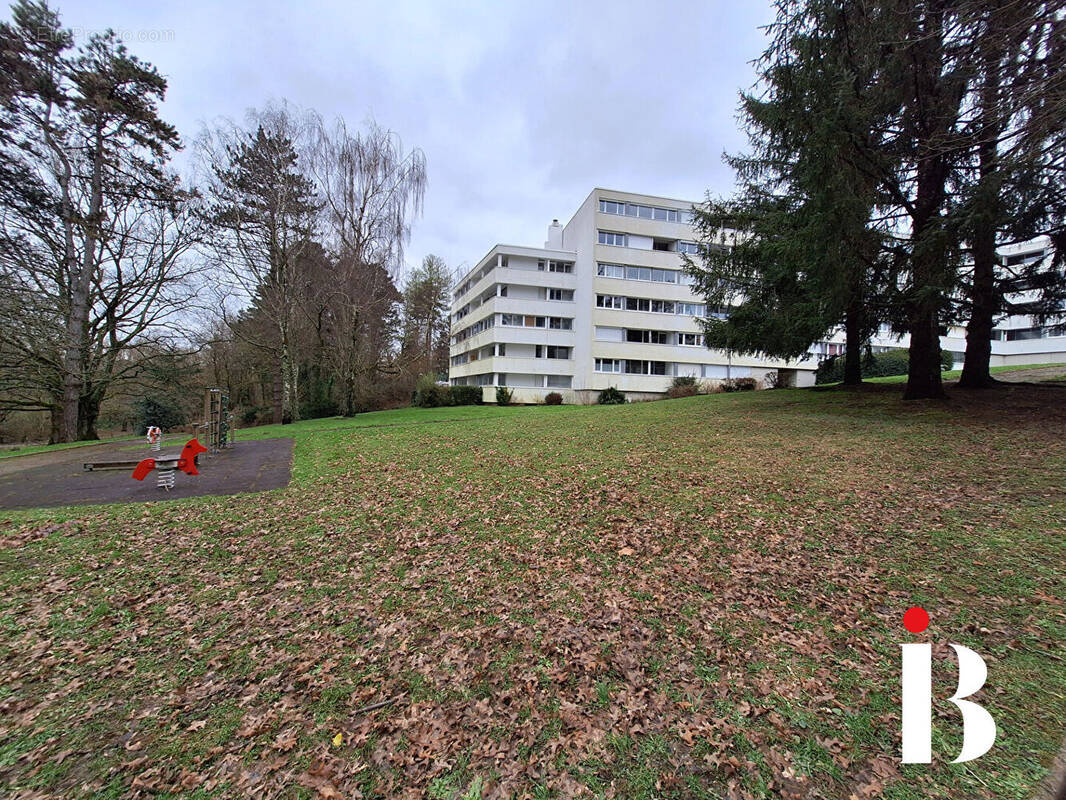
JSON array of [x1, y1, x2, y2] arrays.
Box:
[[900, 608, 996, 763]]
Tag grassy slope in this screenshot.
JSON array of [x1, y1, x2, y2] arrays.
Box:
[[0, 386, 1064, 799]]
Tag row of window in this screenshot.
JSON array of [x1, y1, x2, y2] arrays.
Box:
[[595, 294, 717, 317], [453, 314, 495, 344], [597, 231, 703, 254], [453, 374, 574, 388], [594, 359, 669, 376], [452, 343, 571, 364], [594, 325, 706, 346], [596, 262, 694, 285], [496, 285, 574, 301], [537, 259, 574, 273], [595, 360, 752, 379], [599, 199, 695, 225], [993, 324, 1065, 341], [499, 314, 574, 330], [453, 256, 575, 303]]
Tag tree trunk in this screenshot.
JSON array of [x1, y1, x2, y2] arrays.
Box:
[[48, 405, 63, 445], [272, 362, 283, 424], [62, 125, 106, 439], [959, 26, 1003, 390], [902, 2, 954, 401], [77, 392, 102, 441], [842, 298, 864, 386], [904, 290, 946, 400], [959, 226, 997, 388]]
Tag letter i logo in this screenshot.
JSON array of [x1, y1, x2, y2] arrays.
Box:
[[900, 606, 997, 763]]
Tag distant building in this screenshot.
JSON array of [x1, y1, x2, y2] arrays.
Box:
[[811, 236, 1064, 369], [448, 189, 817, 404]]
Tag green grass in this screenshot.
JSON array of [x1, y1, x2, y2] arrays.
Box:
[[864, 362, 1065, 384], [0, 385, 1064, 799]]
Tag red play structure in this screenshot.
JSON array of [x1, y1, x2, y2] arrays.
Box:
[[131, 438, 208, 490]]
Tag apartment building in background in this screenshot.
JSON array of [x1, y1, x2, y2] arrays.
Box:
[[449, 190, 1064, 404], [448, 188, 819, 404]]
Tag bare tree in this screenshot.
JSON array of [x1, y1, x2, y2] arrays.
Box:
[[304, 115, 427, 414]]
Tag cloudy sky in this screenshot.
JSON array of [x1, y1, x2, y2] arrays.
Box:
[[55, 0, 774, 281]]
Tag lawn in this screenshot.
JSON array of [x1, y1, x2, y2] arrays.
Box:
[[1, 384, 1064, 799]]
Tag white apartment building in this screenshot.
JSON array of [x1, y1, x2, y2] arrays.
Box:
[[448, 188, 819, 404]]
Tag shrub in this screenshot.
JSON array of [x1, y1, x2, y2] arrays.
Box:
[[414, 373, 446, 407], [241, 406, 265, 425], [495, 386, 514, 406], [134, 396, 186, 435], [449, 385, 482, 406], [815, 348, 955, 384], [721, 377, 757, 392], [666, 383, 698, 399], [670, 375, 698, 389], [763, 370, 783, 389], [598, 386, 626, 405], [544, 392, 563, 405]]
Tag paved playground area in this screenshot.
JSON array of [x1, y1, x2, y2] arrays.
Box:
[[0, 436, 294, 510]]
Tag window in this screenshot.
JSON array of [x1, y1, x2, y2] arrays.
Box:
[[701, 365, 750, 379], [547, 288, 574, 301], [599, 231, 628, 247], [622, 360, 668, 375], [678, 333, 704, 346], [498, 285, 508, 297], [549, 317, 573, 330], [495, 343, 506, 356], [546, 375, 572, 388], [535, 345, 570, 359], [1006, 327, 1044, 341], [599, 200, 692, 223], [625, 329, 669, 344], [597, 263, 626, 279], [548, 260, 573, 273], [1004, 250, 1047, 266], [597, 294, 625, 309], [625, 266, 653, 281], [595, 358, 622, 373], [595, 326, 624, 342], [677, 241, 702, 255], [677, 302, 706, 316]]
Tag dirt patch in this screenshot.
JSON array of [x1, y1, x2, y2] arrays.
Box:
[[0, 437, 294, 510], [991, 365, 1066, 384]]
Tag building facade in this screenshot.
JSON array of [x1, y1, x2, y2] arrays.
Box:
[[448, 188, 818, 404], [449, 190, 1064, 403]]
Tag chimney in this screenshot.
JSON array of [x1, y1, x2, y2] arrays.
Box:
[[546, 219, 563, 249]]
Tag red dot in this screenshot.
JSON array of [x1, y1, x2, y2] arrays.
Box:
[[904, 606, 929, 634]]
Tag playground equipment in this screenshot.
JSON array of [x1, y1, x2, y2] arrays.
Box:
[[146, 426, 162, 451], [202, 388, 232, 453], [130, 438, 208, 490]]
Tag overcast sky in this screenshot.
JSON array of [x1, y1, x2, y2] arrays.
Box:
[[54, 0, 774, 281]]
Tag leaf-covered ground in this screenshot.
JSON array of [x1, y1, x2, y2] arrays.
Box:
[[1, 384, 1064, 799]]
